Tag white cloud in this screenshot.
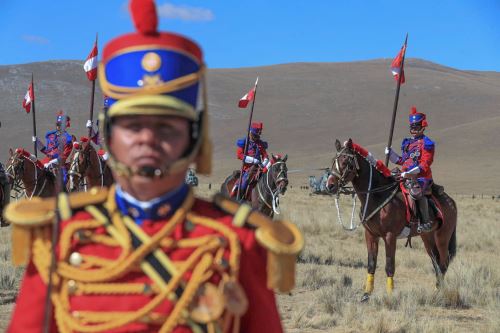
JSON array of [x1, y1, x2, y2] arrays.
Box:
[[157, 3, 214, 22], [22, 35, 50, 45]]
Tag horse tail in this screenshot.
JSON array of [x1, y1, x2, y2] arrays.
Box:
[[448, 225, 457, 262]]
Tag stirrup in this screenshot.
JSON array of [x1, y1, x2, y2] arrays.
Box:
[[417, 222, 432, 233]]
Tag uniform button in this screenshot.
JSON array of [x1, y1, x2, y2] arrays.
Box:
[[157, 203, 171, 216], [128, 207, 140, 218], [90, 187, 99, 195], [69, 252, 83, 267], [67, 280, 77, 294], [72, 311, 81, 319]]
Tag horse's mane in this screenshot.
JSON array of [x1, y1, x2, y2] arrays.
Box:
[[351, 142, 392, 178], [15, 148, 44, 169]]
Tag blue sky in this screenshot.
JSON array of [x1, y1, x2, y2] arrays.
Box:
[[1, 0, 499, 71]]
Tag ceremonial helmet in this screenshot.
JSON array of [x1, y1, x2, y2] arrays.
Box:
[[56, 110, 71, 128], [98, 0, 211, 177], [408, 106, 427, 128], [250, 122, 263, 136]]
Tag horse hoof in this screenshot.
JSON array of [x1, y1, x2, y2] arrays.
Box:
[[361, 293, 370, 302]]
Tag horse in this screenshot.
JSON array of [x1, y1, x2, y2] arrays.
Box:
[[221, 154, 289, 217], [67, 138, 113, 192], [6, 148, 56, 198], [327, 139, 457, 301]]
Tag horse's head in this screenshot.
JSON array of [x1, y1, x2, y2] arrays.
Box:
[[6, 148, 28, 180], [327, 138, 359, 194], [269, 154, 289, 195], [68, 138, 91, 191]]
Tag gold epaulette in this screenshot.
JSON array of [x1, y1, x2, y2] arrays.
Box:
[[4, 187, 109, 266], [213, 194, 304, 293]]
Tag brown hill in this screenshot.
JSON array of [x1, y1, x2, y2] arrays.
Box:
[[0, 59, 499, 194]]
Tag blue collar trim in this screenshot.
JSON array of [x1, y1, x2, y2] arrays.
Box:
[[115, 184, 189, 225]]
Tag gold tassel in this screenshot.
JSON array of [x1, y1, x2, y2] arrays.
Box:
[[12, 226, 32, 266], [266, 252, 296, 293]]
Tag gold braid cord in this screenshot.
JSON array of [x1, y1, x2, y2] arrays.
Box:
[[29, 188, 244, 333]]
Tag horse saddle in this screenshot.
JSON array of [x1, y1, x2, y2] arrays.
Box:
[[401, 180, 444, 225], [231, 167, 262, 201]]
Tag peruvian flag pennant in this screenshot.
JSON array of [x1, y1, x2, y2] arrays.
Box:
[[83, 40, 98, 81], [238, 77, 259, 108], [391, 44, 406, 84], [22, 82, 34, 114]]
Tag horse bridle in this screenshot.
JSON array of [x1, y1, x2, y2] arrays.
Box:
[[271, 160, 288, 194], [69, 143, 105, 191], [257, 159, 288, 215], [329, 147, 359, 194], [6, 152, 48, 199]]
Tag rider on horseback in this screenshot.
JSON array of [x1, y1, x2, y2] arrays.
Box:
[[232, 122, 272, 198], [34, 111, 74, 182], [386, 106, 435, 232]]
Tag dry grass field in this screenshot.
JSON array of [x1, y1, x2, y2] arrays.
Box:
[[0, 186, 499, 333]]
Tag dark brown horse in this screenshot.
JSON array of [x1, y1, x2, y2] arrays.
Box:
[[221, 155, 289, 217], [6, 148, 56, 198], [327, 139, 457, 301], [67, 138, 113, 192]]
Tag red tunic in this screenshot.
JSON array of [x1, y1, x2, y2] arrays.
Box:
[[8, 196, 283, 333]]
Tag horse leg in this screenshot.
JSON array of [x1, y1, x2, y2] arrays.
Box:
[[421, 234, 442, 288], [384, 233, 397, 295], [362, 230, 379, 302]]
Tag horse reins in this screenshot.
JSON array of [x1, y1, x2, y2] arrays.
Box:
[[257, 160, 287, 215], [330, 147, 399, 230]]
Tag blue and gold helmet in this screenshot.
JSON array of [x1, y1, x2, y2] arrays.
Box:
[[99, 0, 211, 176], [408, 106, 428, 128]]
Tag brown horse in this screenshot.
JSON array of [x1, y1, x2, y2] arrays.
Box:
[[221, 155, 289, 217], [6, 148, 56, 198], [327, 139, 457, 301], [67, 138, 113, 192]]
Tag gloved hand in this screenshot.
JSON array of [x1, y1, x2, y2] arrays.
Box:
[[44, 158, 59, 169], [385, 147, 400, 164], [244, 156, 260, 165], [86, 120, 93, 129], [32, 137, 43, 151], [261, 158, 272, 173]]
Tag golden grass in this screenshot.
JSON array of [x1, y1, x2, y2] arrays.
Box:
[[0, 186, 499, 332]]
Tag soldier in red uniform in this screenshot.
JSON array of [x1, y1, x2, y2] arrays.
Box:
[[232, 122, 271, 199], [4, 1, 303, 332], [386, 106, 435, 232]]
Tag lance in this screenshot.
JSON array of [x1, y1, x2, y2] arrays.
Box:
[[236, 77, 259, 201], [31, 74, 38, 157], [42, 111, 69, 333], [87, 33, 98, 139], [385, 33, 408, 166]]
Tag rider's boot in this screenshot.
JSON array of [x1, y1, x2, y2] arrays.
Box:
[[417, 197, 432, 233]]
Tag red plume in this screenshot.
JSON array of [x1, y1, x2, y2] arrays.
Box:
[[410, 106, 417, 115], [130, 0, 158, 35]]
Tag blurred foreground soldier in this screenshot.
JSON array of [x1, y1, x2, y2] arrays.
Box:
[[385, 106, 435, 232], [4, 0, 303, 332]]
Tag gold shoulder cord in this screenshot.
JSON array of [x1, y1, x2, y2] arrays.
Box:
[[214, 194, 304, 293], [26, 187, 245, 333]]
